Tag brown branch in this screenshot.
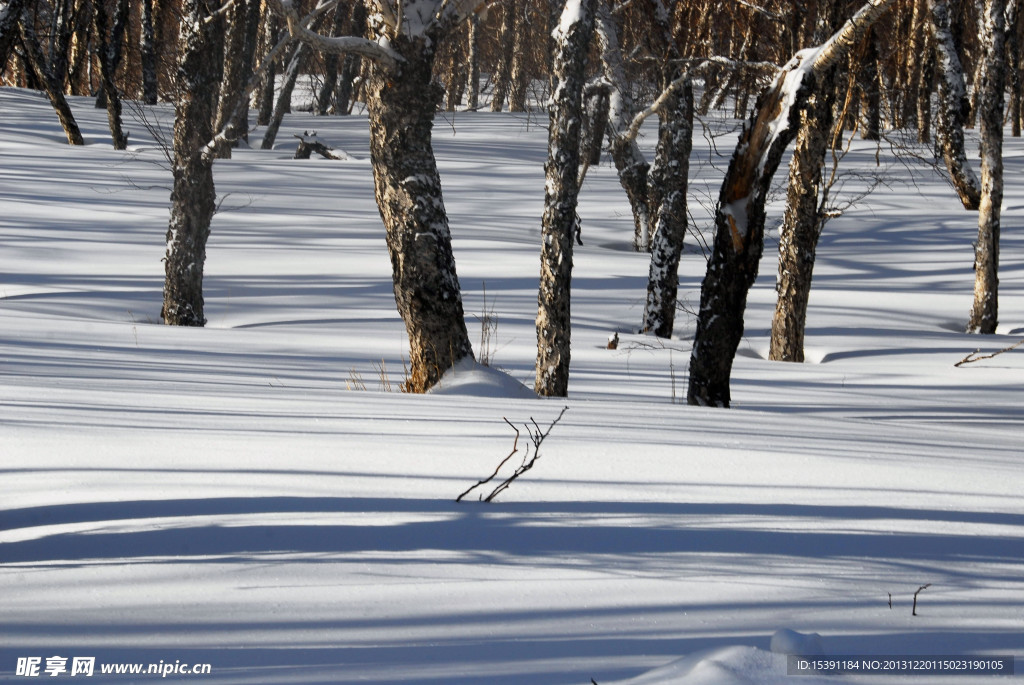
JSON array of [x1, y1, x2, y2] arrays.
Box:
[[955, 339, 1024, 366], [456, 418, 520, 502]]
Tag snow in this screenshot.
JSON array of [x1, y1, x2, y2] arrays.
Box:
[[2, 86, 1024, 684]]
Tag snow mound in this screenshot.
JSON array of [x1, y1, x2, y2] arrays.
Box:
[[770, 628, 824, 656], [428, 357, 537, 398], [608, 631, 831, 685], [606, 646, 787, 684]]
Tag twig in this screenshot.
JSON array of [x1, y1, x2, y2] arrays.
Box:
[[456, 418, 520, 502], [457, 407, 569, 503], [912, 583, 931, 616], [955, 339, 1024, 366]]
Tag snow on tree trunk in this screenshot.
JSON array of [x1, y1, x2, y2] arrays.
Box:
[[968, 0, 1006, 334], [687, 0, 896, 407], [769, 6, 841, 363], [931, 0, 982, 210], [535, 0, 596, 398], [163, 0, 221, 327], [640, 79, 693, 339], [364, 34, 473, 392], [769, 70, 838, 363]]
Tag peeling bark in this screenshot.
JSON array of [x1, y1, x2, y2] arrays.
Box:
[[536, 0, 596, 397], [968, 0, 1006, 334]]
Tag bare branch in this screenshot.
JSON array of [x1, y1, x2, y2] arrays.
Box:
[[955, 339, 1024, 366], [268, 0, 402, 70]]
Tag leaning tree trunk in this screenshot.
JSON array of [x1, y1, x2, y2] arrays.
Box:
[[535, 0, 596, 397], [261, 42, 306, 149], [18, 16, 84, 145], [314, 1, 347, 115], [931, 0, 981, 209], [687, 0, 897, 407], [640, 79, 694, 339], [364, 34, 473, 392], [769, 5, 842, 363], [967, 0, 1006, 334], [163, 0, 221, 327]]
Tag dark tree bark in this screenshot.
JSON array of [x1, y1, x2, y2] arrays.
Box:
[[535, 0, 596, 397], [17, 16, 84, 145], [858, 28, 881, 140], [93, 0, 131, 150], [364, 34, 474, 392], [0, 0, 27, 67], [507, 0, 529, 112], [140, 0, 158, 103], [314, 1, 348, 115], [490, 2, 514, 111], [260, 41, 306, 149], [931, 0, 982, 209], [687, 0, 896, 407], [640, 80, 694, 339], [214, 0, 262, 156], [255, 8, 280, 126], [163, 0, 222, 327], [967, 0, 1006, 334]]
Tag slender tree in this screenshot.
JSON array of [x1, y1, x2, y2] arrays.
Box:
[[967, 0, 1006, 333], [536, 0, 597, 397]]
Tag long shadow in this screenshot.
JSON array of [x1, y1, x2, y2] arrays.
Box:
[[5, 497, 1024, 570]]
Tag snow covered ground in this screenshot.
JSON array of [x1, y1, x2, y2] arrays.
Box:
[[1, 86, 1022, 684]]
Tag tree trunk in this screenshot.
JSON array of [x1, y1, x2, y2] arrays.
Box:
[[490, 2, 514, 111], [314, 1, 347, 115], [255, 8, 279, 126], [769, 5, 841, 363], [214, 0, 261, 156], [163, 0, 221, 327], [261, 41, 305, 150], [769, 72, 838, 362], [931, 0, 982, 209], [687, 0, 896, 407], [140, 0, 158, 103], [92, 0, 131, 150], [364, 34, 473, 392], [640, 79, 694, 339], [18, 17, 84, 145], [0, 0, 27, 67], [507, 0, 528, 112], [465, 14, 480, 110], [594, 0, 651, 250], [967, 0, 1006, 334], [535, 0, 596, 397]]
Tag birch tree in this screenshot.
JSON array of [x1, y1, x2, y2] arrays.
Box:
[[687, 0, 898, 408], [272, 0, 481, 392], [535, 0, 597, 397], [162, 0, 223, 326], [967, 0, 1006, 334]]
